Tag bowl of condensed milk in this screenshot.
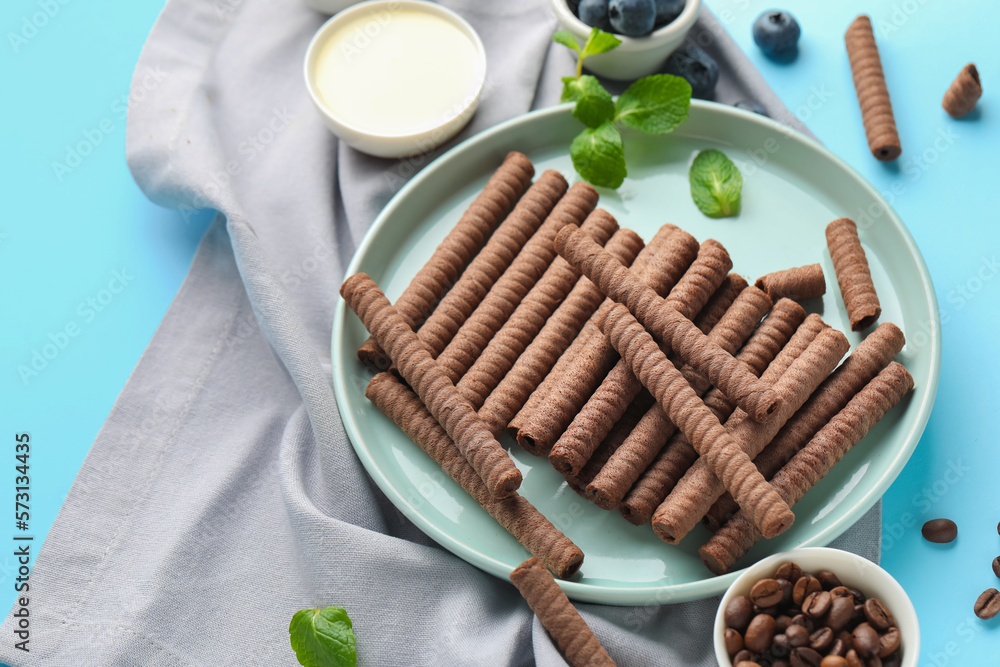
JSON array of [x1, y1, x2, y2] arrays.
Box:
[[304, 0, 487, 158]]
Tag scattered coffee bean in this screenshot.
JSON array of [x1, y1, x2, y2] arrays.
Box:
[[975, 588, 1000, 620], [997, 519, 1000, 536], [745, 613, 776, 652], [863, 598, 895, 631], [821, 657, 848, 667], [852, 622, 879, 658], [725, 627, 744, 656], [803, 590, 832, 619], [726, 595, 754, 631], [777, 561, 804, 583], [751, 578, 785, 608], [878, 627, 901, 659], [921, 518, 958, 543], [793, 575, 823, 605], [809, 626, 834, 652], [817, 570, 843, 590], [992, 556, 1000, 579]]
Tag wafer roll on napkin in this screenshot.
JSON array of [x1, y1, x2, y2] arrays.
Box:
[[341, 273, 521, 499]]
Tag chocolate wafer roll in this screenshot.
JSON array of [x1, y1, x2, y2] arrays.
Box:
[[514, 225, 698, 455], [755, 263, 826, 302], [619, 300, 807, 525], [700, 362, 914, 574], [556, 226, 781, 422], [436, 181, 598, 382], [509, 558, 616, 667], [458, 207, 616, 409], [367, 374, 584, 578], [693, 274, 749, 333], [601, 303, 795, 540], [704, 322, 905, 529], [585, 287, 772, 510], [942, 63, 982, 118], [652, 324, 849, 543], [341, 274, 521, 499], [566, 392, 654, 496], [549, 240, 732, 477], [358, 152, 534, 369], [480, 228, 646, 437], [414, 170, 568, 360], [845, 15, 901, 161], [826, 217, 881, 332]]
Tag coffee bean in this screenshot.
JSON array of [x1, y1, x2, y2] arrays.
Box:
[[863, 598, 895, 631], [785, 622, 810, 647], [753, 603, 779, 616], [997, 519, 1000, 536], [726, 595, 754, 631], [777, 561, 804, 583], [803, 590, 832, 619], [809, 626, 834, 652], [775, 614, 793, 633], [852, 622, 880, 658], [975, 588, 1000, 619], [845, 649, 864, 667], [878, 627, 901, 659], [821, 657, 848, 667], [851, 603, 866, 625], [830, 586, 853, 599], [817, 570, 843, 590], [745, 613, 776, 652], [772, 633, 791, 658], [866, 656, 883, 667], [790, 646, 823, 667], [993, 556, 1000, 579], [921, 518, 957, 543], [751, 578, 785, 608], [826, 596, 855, 632], [733, 649, 754, 663], [777, 578, 795, 607], [849, 587, 866, 605], [725, 627, 744, 656], [791, 613, 815, 633], [828, 638, 847, 657], [793, 575, 823, 605]]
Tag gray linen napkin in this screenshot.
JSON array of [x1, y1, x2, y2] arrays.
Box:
[[1, 1, 880, 665]]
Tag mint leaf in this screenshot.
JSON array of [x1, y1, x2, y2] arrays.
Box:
[[615, 74, 692, 134], [289, 607, 357, 667], [553, 30, 581, 53], [581, 27, 622, 58], [571, 122, 627, 189], [689, 149, 743, 218], [561, 75, 615, 128]]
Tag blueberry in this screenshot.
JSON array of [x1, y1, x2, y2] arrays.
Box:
[[578, 0, 610, 29], [733, 100, 768, 116], [654, 0, 685, 26], [752, 10, 801, 60], [664, 44, 719, 99], [608, 0, 656, 37]]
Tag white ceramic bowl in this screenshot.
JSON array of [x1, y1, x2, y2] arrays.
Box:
[[550, 0, 701, 80], [303, 0, 487, 158], [302, 0, 361, 14], [714, 547, 919, 667]]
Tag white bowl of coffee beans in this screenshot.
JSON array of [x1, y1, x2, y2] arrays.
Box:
[[714, 547, 918, 667]]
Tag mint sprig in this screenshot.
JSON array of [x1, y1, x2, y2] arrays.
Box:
[[289, 606, 357, 667], [689, 149, 743, 218], [554, 28, 692, 189]]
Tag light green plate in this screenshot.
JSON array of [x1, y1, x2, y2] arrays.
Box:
[[331, 101, 940, 605]]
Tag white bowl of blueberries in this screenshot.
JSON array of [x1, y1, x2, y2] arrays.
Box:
[[552, 0, 702, 80]]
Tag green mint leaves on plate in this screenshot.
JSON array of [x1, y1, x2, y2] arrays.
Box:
[[689, 149, 743, 218], [289, 606, 357, 667], [554, 27, 692, 189]]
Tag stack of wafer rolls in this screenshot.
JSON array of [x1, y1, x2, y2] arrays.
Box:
[[555, 225, 782, 423], [704, 322, 906, 529], [651, 321, 849, 544], [755, 263, 826, 302], [617, 299, 807, 525], [478, 228, 645, 436], [845, 15, 901, 161], [341, 274, 522, 499], [509, 558, 616, 666], [700, 362, 914, 574], [585, 286, 773, 511], [357, 151, 535, 370], [436, 181, 598, 383], [367, 374, 584, 579], [548, 240, 733, 478], [411, 170, 568, 361], [827, 217, 881, 332], [566, 392, 655, 495], [693, 275, 749, 333], [512, 225, 698, 455], [600, 303, 796, 539]]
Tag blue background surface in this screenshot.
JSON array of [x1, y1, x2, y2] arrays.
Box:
[[2, 0, 998, 664]]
